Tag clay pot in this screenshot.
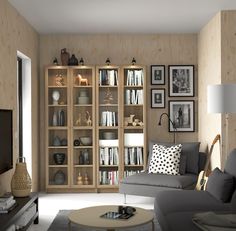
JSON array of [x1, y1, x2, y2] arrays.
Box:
[[61, 48, 70, 66], [68, 54, 78, 66]]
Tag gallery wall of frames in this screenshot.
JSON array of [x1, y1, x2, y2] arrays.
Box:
[[150, 65, 195, 133]]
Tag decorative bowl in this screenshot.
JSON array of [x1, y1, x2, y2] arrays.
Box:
[[80, 136, 92, 146]]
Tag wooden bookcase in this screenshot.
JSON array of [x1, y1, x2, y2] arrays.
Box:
[[45, 64, 146, 192]]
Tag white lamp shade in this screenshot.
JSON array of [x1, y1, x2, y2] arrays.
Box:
[[207, 84, 236, 113]]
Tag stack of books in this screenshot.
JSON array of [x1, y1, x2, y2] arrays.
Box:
[[0, 194, 16, 214]]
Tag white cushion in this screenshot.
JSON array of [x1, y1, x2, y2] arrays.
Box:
[[148, 144, 182, 175]]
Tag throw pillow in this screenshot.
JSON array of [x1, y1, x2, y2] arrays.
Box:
[[148, 144, 182, 175], [147, 141, 200, 174], [206, 167, 235, 203]]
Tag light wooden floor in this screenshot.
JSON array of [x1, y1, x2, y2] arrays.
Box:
[[28, 193, 155, 231]]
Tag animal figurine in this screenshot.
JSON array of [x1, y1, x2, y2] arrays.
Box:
[[85, 111, 92, 126], [124, 114, 135, 126], [75, 74, 88, 86]]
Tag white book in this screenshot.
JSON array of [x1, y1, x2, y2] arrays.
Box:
[[112, 112, 116, 126], [126, 89, 130, 105], [124, 148, 128, 165], [99, 139, 119, 147], [104, 147, 109, 165]]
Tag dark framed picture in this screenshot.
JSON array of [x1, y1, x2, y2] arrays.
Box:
[[169, 100, 195, 132], [168, 65, 194, 96], [151, 65, 165, 85], [151, 89, 165, 108]]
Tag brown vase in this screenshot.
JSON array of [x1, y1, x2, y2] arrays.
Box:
[[61, 48, 70, 66], [11, 157, 32, 197]]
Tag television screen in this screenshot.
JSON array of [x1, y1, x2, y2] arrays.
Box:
[[0, 109, 13, 174]]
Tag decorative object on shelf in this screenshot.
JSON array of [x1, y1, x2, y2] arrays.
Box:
[[55, 74, 64, 86], [75, 74, 88, 86], [151, 89, 165, 108], [83, 149, 89, 164], [85, 111, 92, 126], [61, 48, 70, 66], [124, 114, 135, 126], [78, 89, 89, 104], [84, 172, 89, 185], [68, 54, 78, 66], [131, 57, 136, 65], [53, 153, 66, 165], [77, 172, 83, 185], [151, 65, 165, 85], [103, 132, 115, 139], [75, 113, 82, 126], [53, 57, 58, 65], [80, 136, 92, 146], [58, 109, 65, 126], [103, 88, 113, 104], [132, 119, 144, 126], [79, 58, 84, 66], [52, 90, 60, 105], [168, 65, 194, 97], [53, 136, 61, 146], [54, 170, 65, 185], [169, 100, 195, 132], [74, 139, 80, 146], [11, 157, 32, 197], [60, 138, 67, 146], [106, 58, 111, 65], [79, 153, 84, 165], [158, 112, 177, 143], [52, 111, 58, 126]]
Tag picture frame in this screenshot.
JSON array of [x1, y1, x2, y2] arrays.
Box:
[[151, 65, 165, 85], [168, 100, 195, 132], [151, 89, 165, 108], [168, 65, 194, 96]]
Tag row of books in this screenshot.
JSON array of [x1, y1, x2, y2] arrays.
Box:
[[100, 111, 117, 126], [124, 147, 143, 165], [124, 170, 141, 178], [126, 70, 143, 86], [125, 89, 143, 105], [0, 194, 16, 214], [99, 147, 119, 165], [99, 170, 119, 185], [99, 70, 118, 86]]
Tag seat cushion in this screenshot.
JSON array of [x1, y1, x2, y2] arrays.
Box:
[[206, 167, 235, 202], [154, 190, 230, 216], [121, 172, 197, 189]]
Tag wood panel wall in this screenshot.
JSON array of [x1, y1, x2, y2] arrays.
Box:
[[198, 11, 236, 169], [39, 34, 198, 190], [0, 0, 39, 194]]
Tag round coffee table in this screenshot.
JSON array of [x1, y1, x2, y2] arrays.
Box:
[[68, 205, 154, 231]]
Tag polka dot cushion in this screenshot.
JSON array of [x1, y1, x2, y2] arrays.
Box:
[[148, 144, 182, 175]]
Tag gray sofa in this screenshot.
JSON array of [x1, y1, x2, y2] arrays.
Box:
[[154, 149, 236, 231], [119, 142, 206, 202]]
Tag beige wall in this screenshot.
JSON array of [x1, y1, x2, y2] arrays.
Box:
[[0, 0, 39, 194], [198, 11, 236, 169], [39, 34, 198, 190], [221, 11, 236, 165]]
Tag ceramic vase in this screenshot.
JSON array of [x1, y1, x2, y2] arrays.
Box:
[[61, 48, 69, 66], [11, 157, 32, 197]]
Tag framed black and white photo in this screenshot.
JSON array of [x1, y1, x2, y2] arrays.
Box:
[[168, 65, 194, 96], [169, 100, 194, 132], [151, 89, 165, 108], [151, 65, 165, 85]]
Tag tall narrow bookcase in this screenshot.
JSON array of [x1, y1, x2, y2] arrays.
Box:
[[121, 65, 147, 178], [45, 66, 70, 189], [96, 65, 121, 191]]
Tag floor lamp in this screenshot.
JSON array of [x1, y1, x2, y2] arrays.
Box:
[[207, 84, 236, 168]]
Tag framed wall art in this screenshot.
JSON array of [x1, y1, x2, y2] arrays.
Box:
[[168, 65, 194, 96], [151, 89, 165, 108], [168, 100, 195, 132], [151, 65, 165, 85]]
